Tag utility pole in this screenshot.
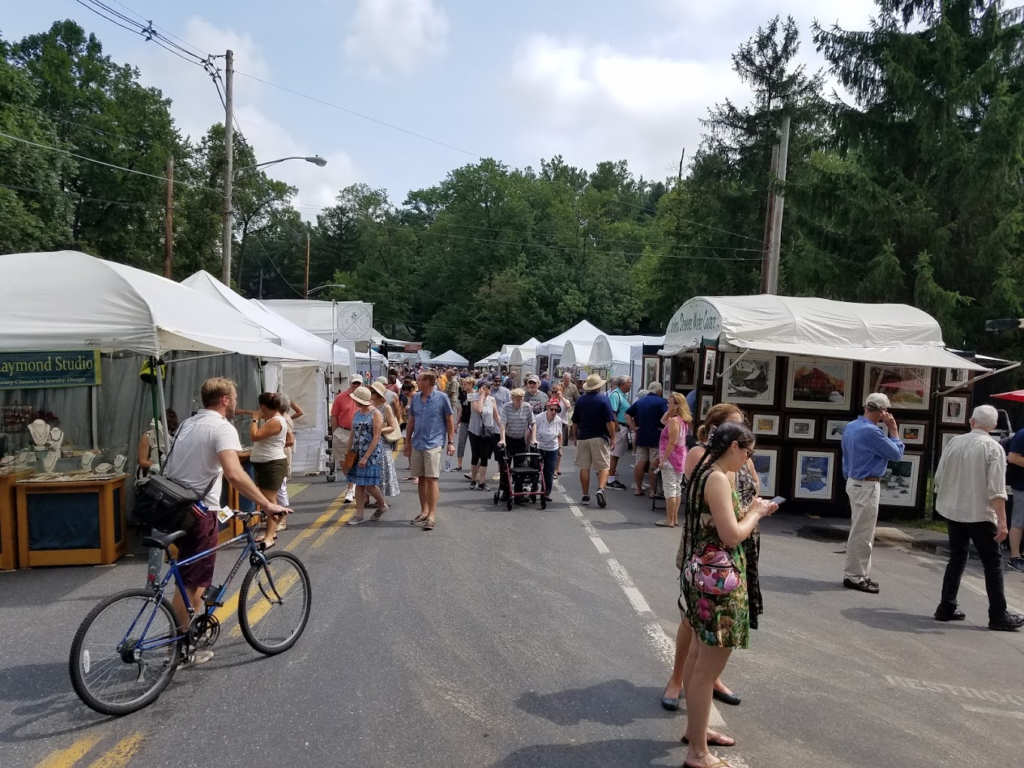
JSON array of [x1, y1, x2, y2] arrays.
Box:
[[259, 269, 264, 299], [764, 114, 790, 295], [304, 232, 311, 298], [221, 48, 234, 286], [760, 145, 779, 293], [164, 155, 174, 279], [677, 148, 686, 183]]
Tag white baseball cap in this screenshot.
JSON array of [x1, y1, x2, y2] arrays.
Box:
[[864, 392, 891, 411]]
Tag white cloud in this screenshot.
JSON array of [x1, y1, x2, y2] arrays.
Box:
[[507, 1, 879, 182], [343, 0, 449, 78], [127, 17, 357, 216]]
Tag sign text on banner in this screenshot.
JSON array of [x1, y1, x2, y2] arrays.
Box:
[[0, 351, 102, 390]]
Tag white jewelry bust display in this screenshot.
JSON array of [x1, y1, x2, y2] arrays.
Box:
[[49, 427, 64, 446], [28, 419, 49, 447], [81, 452, 97, 471], [113, 455, 127, 473], [94, 462, 113, 474], [42, 449, 59, 473], [18, 449, 34, 465]]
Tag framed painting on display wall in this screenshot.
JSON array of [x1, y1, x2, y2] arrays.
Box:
[[721, 352, 776, 406], [941, 397, 968, 425], [752, 448, 778, 497], [662, 357, 673, 393], [699, 394, 714, 421], [752, 413, 781, 437], [879, 454, 922, 508], [863, 364, 931, 410], [643, 357, 660, 392], [793, 449, 837, 501], [786, 357, 853, 411], [702, 349, 717, 386], [944, 368, 968, 387], [898, 422, 926, 446], [824, 419, 849, 441], [787, 416, 816, 440], [676, 353, 697, 389]]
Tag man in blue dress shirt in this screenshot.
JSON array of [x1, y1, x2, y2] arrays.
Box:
[[840, 392, 905, 593]]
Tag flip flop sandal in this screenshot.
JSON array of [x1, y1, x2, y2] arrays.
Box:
[[411, 514, 428, 524], [371, 507, 388, 520], [683, 759, 732, 768], [422, 519, 435, 531], [655, 520, 677, 527], [682, 734, 735, 748], [256, 535, 277, 551]]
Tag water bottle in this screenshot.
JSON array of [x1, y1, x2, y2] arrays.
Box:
[[445, 457, 451, 472], [146, 543, 163, 592]]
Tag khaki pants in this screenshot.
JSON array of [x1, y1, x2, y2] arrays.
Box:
[[845, 478, 880, 580]]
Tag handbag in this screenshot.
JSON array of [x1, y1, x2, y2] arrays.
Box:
[[133, 415, 214, 532], [684, 543, 742, 596], [342, 449, 358, 471]]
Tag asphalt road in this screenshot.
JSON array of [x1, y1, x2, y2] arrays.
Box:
[[2, 448, 1024, 768]]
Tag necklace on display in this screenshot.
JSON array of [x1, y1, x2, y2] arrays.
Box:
[[95, 462, 113, 474], [42, 450, 59, 473], [49, 427, 64, 444], [28, 420, 49, 447], [113, 455, 127, 472], [81, 452, 97, 471]]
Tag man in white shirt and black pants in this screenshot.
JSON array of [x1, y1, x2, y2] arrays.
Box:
[[933, 404, 1024, 630]]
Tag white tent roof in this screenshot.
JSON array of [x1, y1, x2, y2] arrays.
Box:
[[661, 295, 986, 371], [428, 349, 469, 366], [182, 271, 349, 367], [537, 321, 605, 357], [560, 340, 594, 368], [476, 351, 500, 366], [0, 251, 308, 359], [591, 334, 665, 368]]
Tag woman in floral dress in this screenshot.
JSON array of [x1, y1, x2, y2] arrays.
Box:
[[346, 387, 389, 525], [679, 422, 776, 768], [369, 384, 401, 502]]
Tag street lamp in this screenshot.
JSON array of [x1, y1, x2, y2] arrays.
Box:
[[222, 155, 328, 285], [235, 155, 328, 175]]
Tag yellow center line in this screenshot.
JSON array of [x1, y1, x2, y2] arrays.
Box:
[[287, 483, 310, 498], [37, 735, 103, 768], [310, 447, 398, 549], [85, 733, 145, 768], [213, 486, 349, 625]]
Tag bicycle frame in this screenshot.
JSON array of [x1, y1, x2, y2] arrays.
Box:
[[120, 518, 272, 655]]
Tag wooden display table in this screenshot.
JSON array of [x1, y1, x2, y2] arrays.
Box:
[[0, 470, 33, 570], [16, 475, 127, 567]]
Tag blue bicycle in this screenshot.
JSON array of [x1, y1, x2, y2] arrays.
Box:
[[69, 508, 311, 715]]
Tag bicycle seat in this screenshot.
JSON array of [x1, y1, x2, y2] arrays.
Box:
[[141, 530, 187, 550]]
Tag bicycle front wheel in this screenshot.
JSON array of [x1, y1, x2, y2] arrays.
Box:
[[238, 551, 311, 655], [69, 589, 181, 715]]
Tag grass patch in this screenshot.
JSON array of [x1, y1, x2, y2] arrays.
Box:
[[899, 518, 948, 534]]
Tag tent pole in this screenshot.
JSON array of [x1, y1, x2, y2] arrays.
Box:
[[91, 385, 100, 450], [148, 358, 163, 463], [155, 359, 170, 456]]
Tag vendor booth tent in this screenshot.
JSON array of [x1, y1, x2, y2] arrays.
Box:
[[661, 295, 985, 371], [182, 271, 351, 473], [428, 350, 469, 367], [560, 340, 593, 371], [537, 321, 605, 359], [476, 351, 501, 367], [590, 334, 666, 400]]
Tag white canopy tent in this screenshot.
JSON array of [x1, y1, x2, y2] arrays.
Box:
[[559, 340, 594, 370], [537, 320, 606, 362], [476, 351, 501, 367], [183, 271, 352, 473], [428, 350, 469, 367], [661, 295, 986, 371], [590, 334, 666, 400], [508, 345, 539, 376], [0, 252, 308, 360]]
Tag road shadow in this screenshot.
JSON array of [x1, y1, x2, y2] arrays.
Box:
[[0, 566, 125, 609], [760, 575, 845, 596], [490, 737, 683, 767], [516, 679, 671, 727], [840, 606, 949, 635], [0, 662, 112, 743]]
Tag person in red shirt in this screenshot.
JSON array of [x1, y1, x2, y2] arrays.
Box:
[[331, 374, 362, 502]]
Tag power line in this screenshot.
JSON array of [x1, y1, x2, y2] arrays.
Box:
[[0, 180, 165, 209], [234, 70, 482, 159]]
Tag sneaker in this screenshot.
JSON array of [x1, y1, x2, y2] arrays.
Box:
[[989, 612, 1024, 631], [182, 649, 214, 667], [1009, 557, 1024, 573], [344, 489, 355, 503], [469, 481, 478, 489], [607, 479, 627, 490], [934, 606, 966, 622], [596, 488, 607, 508], [581, 495, 590, 505], [477, 483, 490, 492]]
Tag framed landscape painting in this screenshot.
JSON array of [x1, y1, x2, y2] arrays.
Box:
[[793, 449, 837, 501], [699, 394, 714, 421], [941, 396, 968, 425], [752, 448, 778, 497], [786, 357, 853, 411], [702, 349, 717, 386], [863, 364, 931, 410], [879, 454, 922, 508], [824, 419, 849, 441], [898, 422, 926, 446], [752, 413, 781, 437], [722, 353, 776, 406], [643, 357, 660, 392], [787, 416, 816, 440], [676, 353, 696, 389]]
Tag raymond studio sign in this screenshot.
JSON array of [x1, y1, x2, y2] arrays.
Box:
[[0, 350, 102, 390]]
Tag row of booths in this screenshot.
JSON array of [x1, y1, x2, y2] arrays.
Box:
[[0, 251, 356, 570], [480, 295, 1016, 519]]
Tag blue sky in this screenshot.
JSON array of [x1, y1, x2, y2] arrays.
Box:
[[5, 0, 878, 214]]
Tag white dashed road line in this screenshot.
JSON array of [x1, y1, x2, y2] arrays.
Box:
[[560, 487, 726, 729]]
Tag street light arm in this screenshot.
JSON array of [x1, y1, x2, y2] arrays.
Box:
[[235, 155, 328, 175], [306, 283, 346, 297]]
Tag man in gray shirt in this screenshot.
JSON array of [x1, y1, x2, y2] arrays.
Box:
[[934, 404, 1024, 630]]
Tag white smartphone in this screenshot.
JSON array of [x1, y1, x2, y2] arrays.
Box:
[[769, 496, 786, 506]]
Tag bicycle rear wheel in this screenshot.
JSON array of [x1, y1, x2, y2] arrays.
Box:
[[238, 551, 311, 655], [69, 589, 181, 715]]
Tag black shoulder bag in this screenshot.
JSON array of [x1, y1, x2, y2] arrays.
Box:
[[134, 418, 215, 532]]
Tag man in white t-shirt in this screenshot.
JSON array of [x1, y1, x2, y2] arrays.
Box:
[[163, 377, 290, 655]]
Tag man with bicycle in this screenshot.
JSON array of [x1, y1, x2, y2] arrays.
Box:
[[164, 377, 291, 660]]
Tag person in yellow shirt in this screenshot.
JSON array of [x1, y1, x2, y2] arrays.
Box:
[[438, 369, 448, 394]]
